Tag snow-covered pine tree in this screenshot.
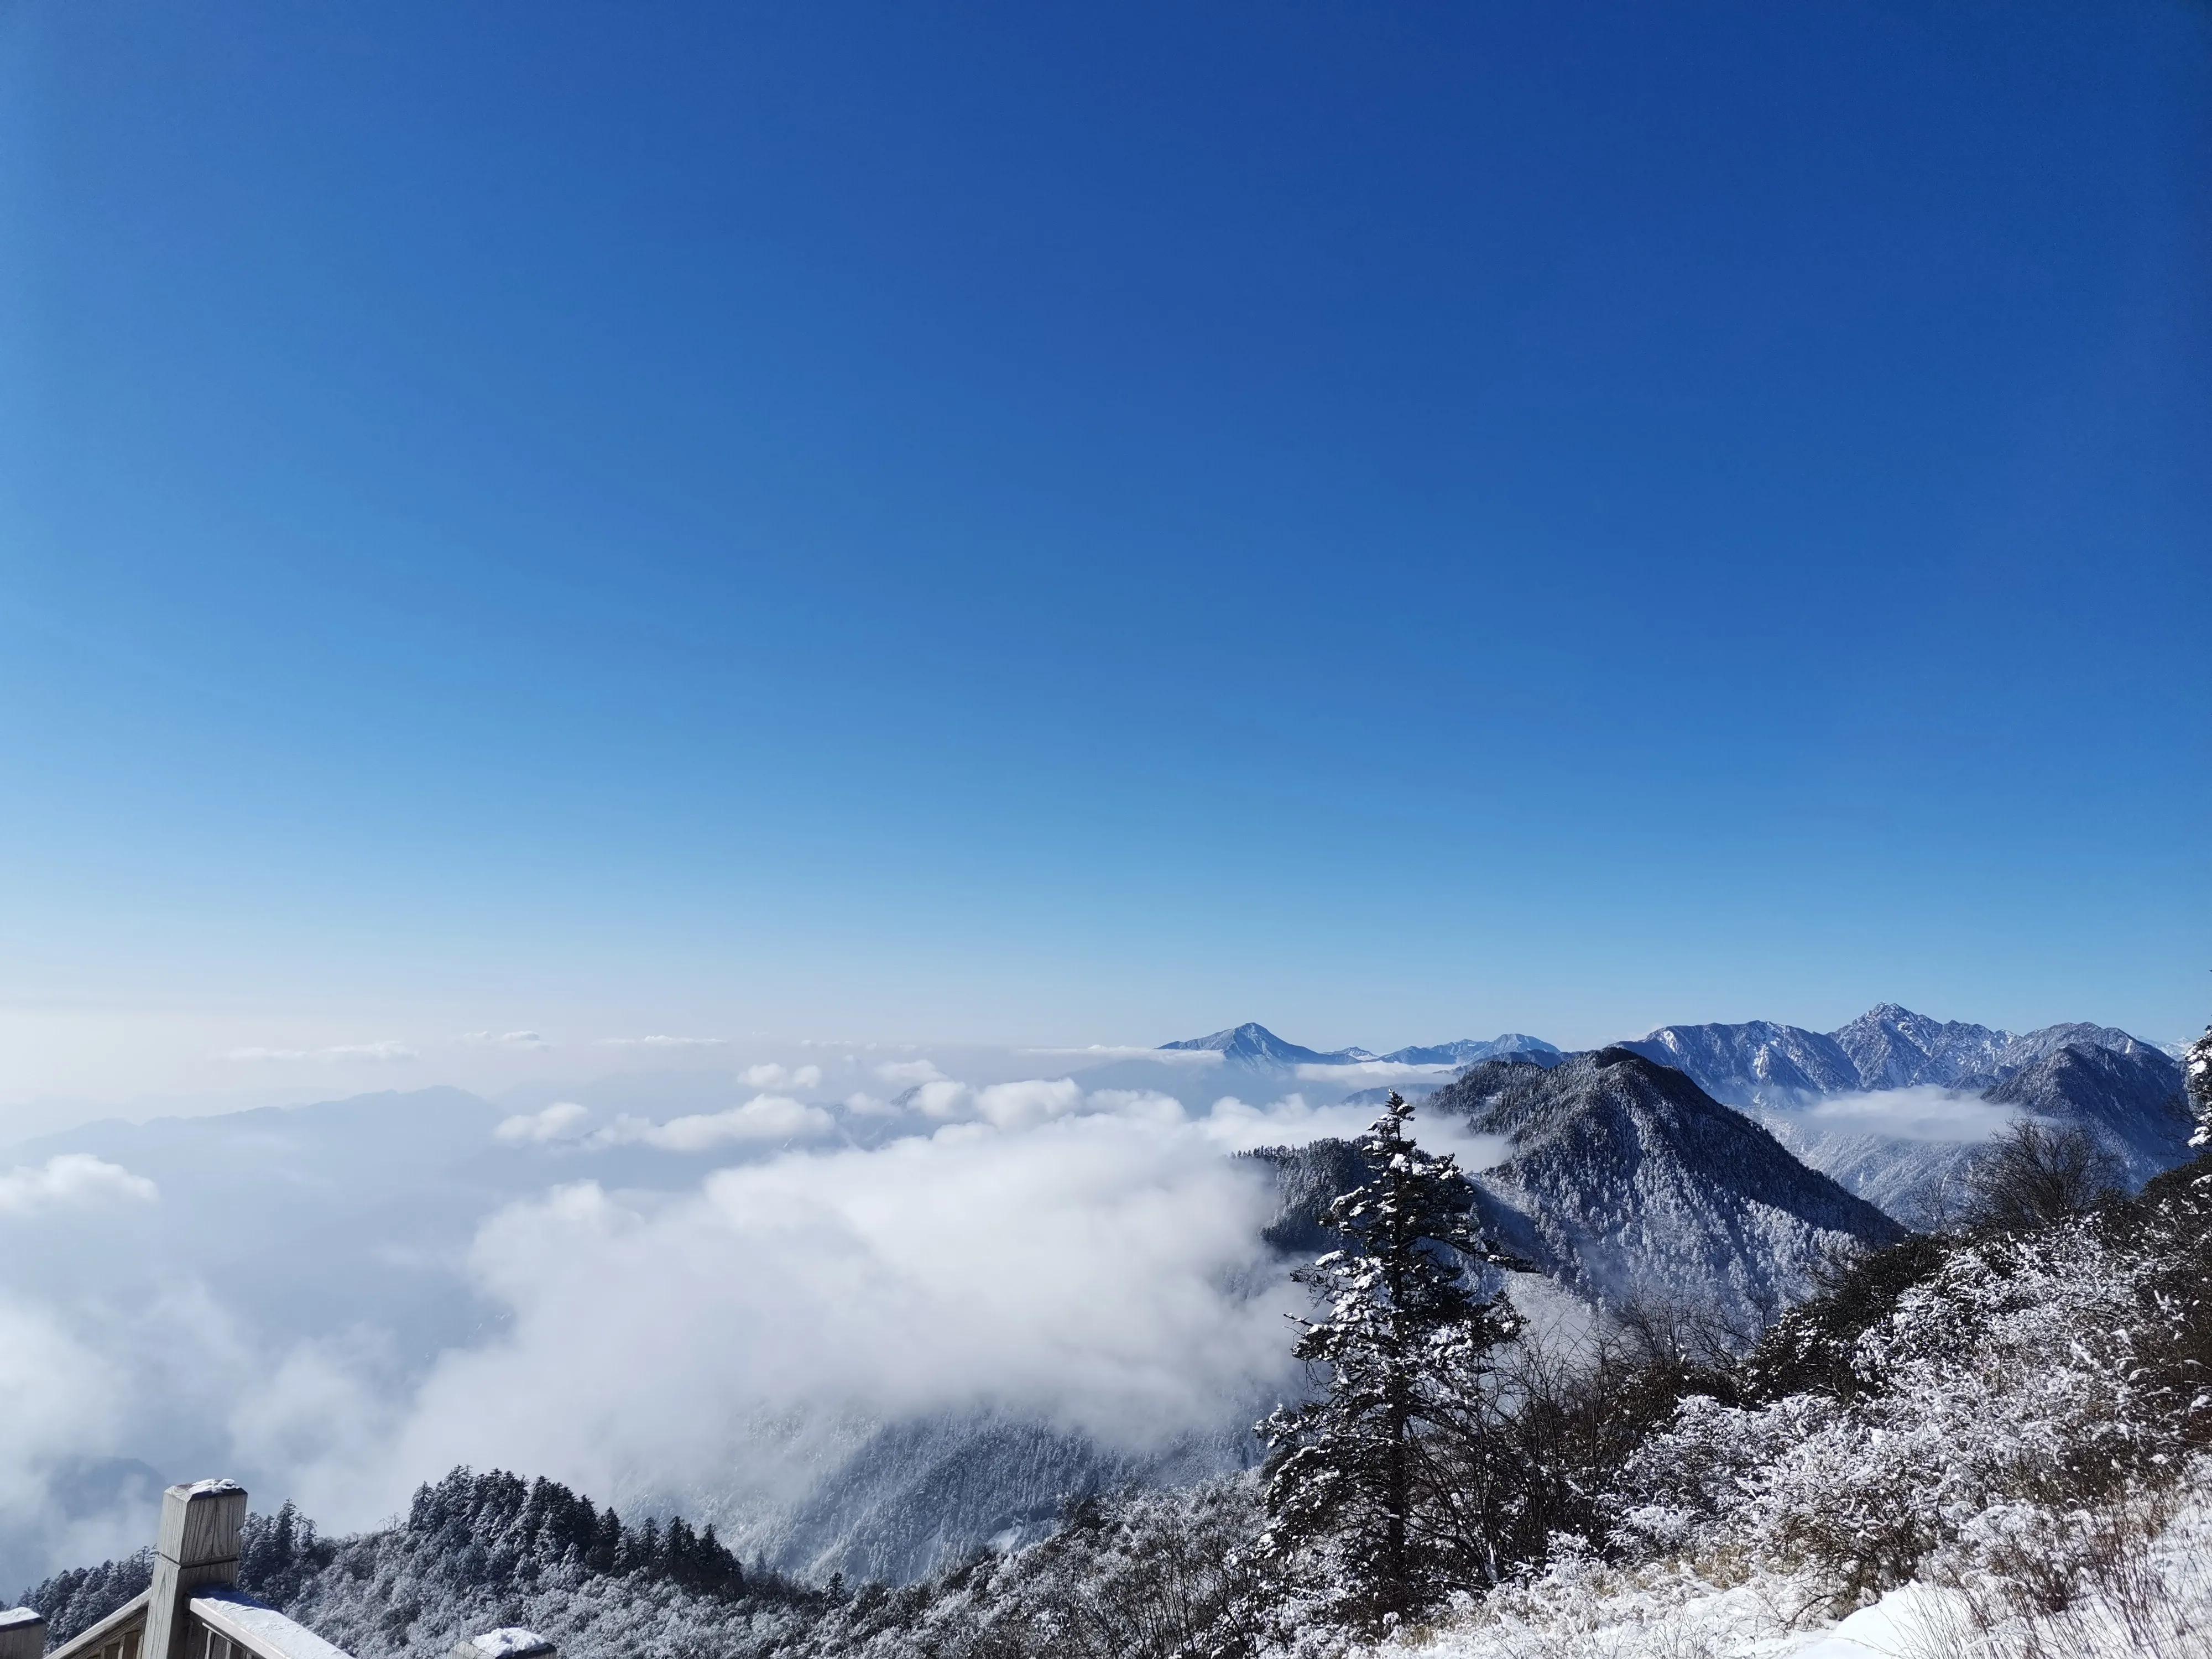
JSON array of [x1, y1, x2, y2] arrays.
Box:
[[1258, 1092, 1523, 1630]]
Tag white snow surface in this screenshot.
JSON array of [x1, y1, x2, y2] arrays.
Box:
[[463, 1629, 555, 1658], [1374, 1479, 2212, 1658]]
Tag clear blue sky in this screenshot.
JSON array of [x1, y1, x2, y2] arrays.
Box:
[[2, 1, 2208, 1081]]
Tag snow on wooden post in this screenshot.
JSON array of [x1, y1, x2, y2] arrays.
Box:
[[448, 1631, 554, 1659], [0, 1609, 47, 1659], [143, 1481, 248, 1659]]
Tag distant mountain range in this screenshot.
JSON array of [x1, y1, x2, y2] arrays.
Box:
[[1159, 1022, 1562, 1069], [1625, 1002, 2173, 1100], [1173, 1006, 2191, 1227]]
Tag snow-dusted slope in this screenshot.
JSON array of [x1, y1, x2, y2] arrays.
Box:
[[1987, 1042, 2193, 1185], [1432, 1051, 1904, 1321], [1828, 1003, 2168, 1091], [1613, 1008, 2189, 1223], [1618, 1021, 1860, 1108]]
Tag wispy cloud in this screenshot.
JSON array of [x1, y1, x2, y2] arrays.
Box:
[[875, 1058, 947, 1086], [494, 1102, 591, 1145], [596, 1035, 729, 1050], [589, 1095, 836, 1151], [225, 1041, 418, 1063], [741, 1062, 823, 1091], [1018, 1046, 1227, 1068], [1787, 1086, 2022, 1144], [317, 1108, 1302, 1525], [462, 1030, 551, 1048], [1292, 1060, 1457, 1084], [0, 1155, 159, 1215]]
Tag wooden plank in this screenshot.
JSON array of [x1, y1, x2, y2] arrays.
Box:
[[0, 1608, 46, 1659], [186, 1593, 354, 1659], [41, 1592, 149, 1659]]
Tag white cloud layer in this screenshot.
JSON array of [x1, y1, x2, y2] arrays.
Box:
[[1017, 1046, 1226, 1068], [589, 1095, 836, 1151], [225, 1041, 418, 1063], [1292, 1060, 1458, 1084], [1786, 1087, 2022, 1144], [741, 1062, 823, 1091], [0, 1155, 159, 1215], [494, 1102, 591, 1145], [0, 1066, 1489, 1576], [306, 1108, 1304, 1522]]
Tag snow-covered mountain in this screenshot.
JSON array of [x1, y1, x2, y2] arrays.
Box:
[[1159, 1022, 1354, 1067], [1622, 1003, 2175, 1104], [1986, 1041, 2195, 1185], [1254, 1051, 1902, 1325], [1610, 1006, 2188, 1223], [1619, 1021, 1861, 1104], [1437, 1050, 1904, 1319], [1830, 1003, 2165, 1091]]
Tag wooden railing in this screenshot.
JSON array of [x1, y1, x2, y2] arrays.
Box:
[[4, 1482, 549, 1659]]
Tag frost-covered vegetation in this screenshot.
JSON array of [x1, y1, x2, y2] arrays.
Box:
[[24, 1054, 2212, 1659]]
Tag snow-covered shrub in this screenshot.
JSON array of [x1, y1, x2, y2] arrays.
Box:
[[1618, 1212, 2203, 1617]]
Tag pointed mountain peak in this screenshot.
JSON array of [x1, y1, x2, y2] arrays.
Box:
[[1159, 1022, 1346, 1066]]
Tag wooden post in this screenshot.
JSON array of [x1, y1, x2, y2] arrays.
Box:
[[143, 1481, 247, 1659], [0, 1609, 46, 1659]]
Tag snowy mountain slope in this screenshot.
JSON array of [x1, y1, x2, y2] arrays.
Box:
[[1432, 1050, 1906, 1319], [1627, 1003, 2172, 1103], [1827, 1003, 2167, 1091], [1254, 1054, 1903, 1324], [1829, 1002, 2016, 1089], [1611, 1007, 2188, 1223], [710, 1410, 1258, 1584], [1985, 1041, 2193, 1185], [1616, 1021, 1860, 1108]]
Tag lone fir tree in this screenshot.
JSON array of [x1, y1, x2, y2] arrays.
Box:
[[1259, 1092, 1522, 1627]]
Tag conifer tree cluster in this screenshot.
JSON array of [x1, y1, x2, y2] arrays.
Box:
[[1257, 1092, 1525, 1629], [401, 1468, 750, 1599]]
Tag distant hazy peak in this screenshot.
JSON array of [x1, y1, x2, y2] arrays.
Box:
[[1158, 1022, 1346, 1066], [1160, 1024, 1563, 1070], [1379, 1035, 1564, 1067]]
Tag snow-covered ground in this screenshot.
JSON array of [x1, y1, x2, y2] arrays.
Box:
[[1381, 1473, 2212, 1659]]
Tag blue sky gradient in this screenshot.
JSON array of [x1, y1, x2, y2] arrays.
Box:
[[3, 1, 2208, 1090]]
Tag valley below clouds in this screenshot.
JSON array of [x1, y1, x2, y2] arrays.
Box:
[[0, 1050, 1411, 1589]]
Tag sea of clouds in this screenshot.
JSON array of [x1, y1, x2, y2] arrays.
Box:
[[0, 1052, 1510, 1589]]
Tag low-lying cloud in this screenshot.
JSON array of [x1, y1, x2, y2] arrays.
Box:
[[225, 1041, 418, 1063], [741, 1062, 823, 1091], [283, 1102, 1313, 1528], [1785, 1086, 2022, 1144], [1292, 1061, 1457, 1085], [0, 1155, 159, 1215], [495, 1102, 591, 1145], [591, 1095, 837, 1151], [0, 1064, 1493, 1580]]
